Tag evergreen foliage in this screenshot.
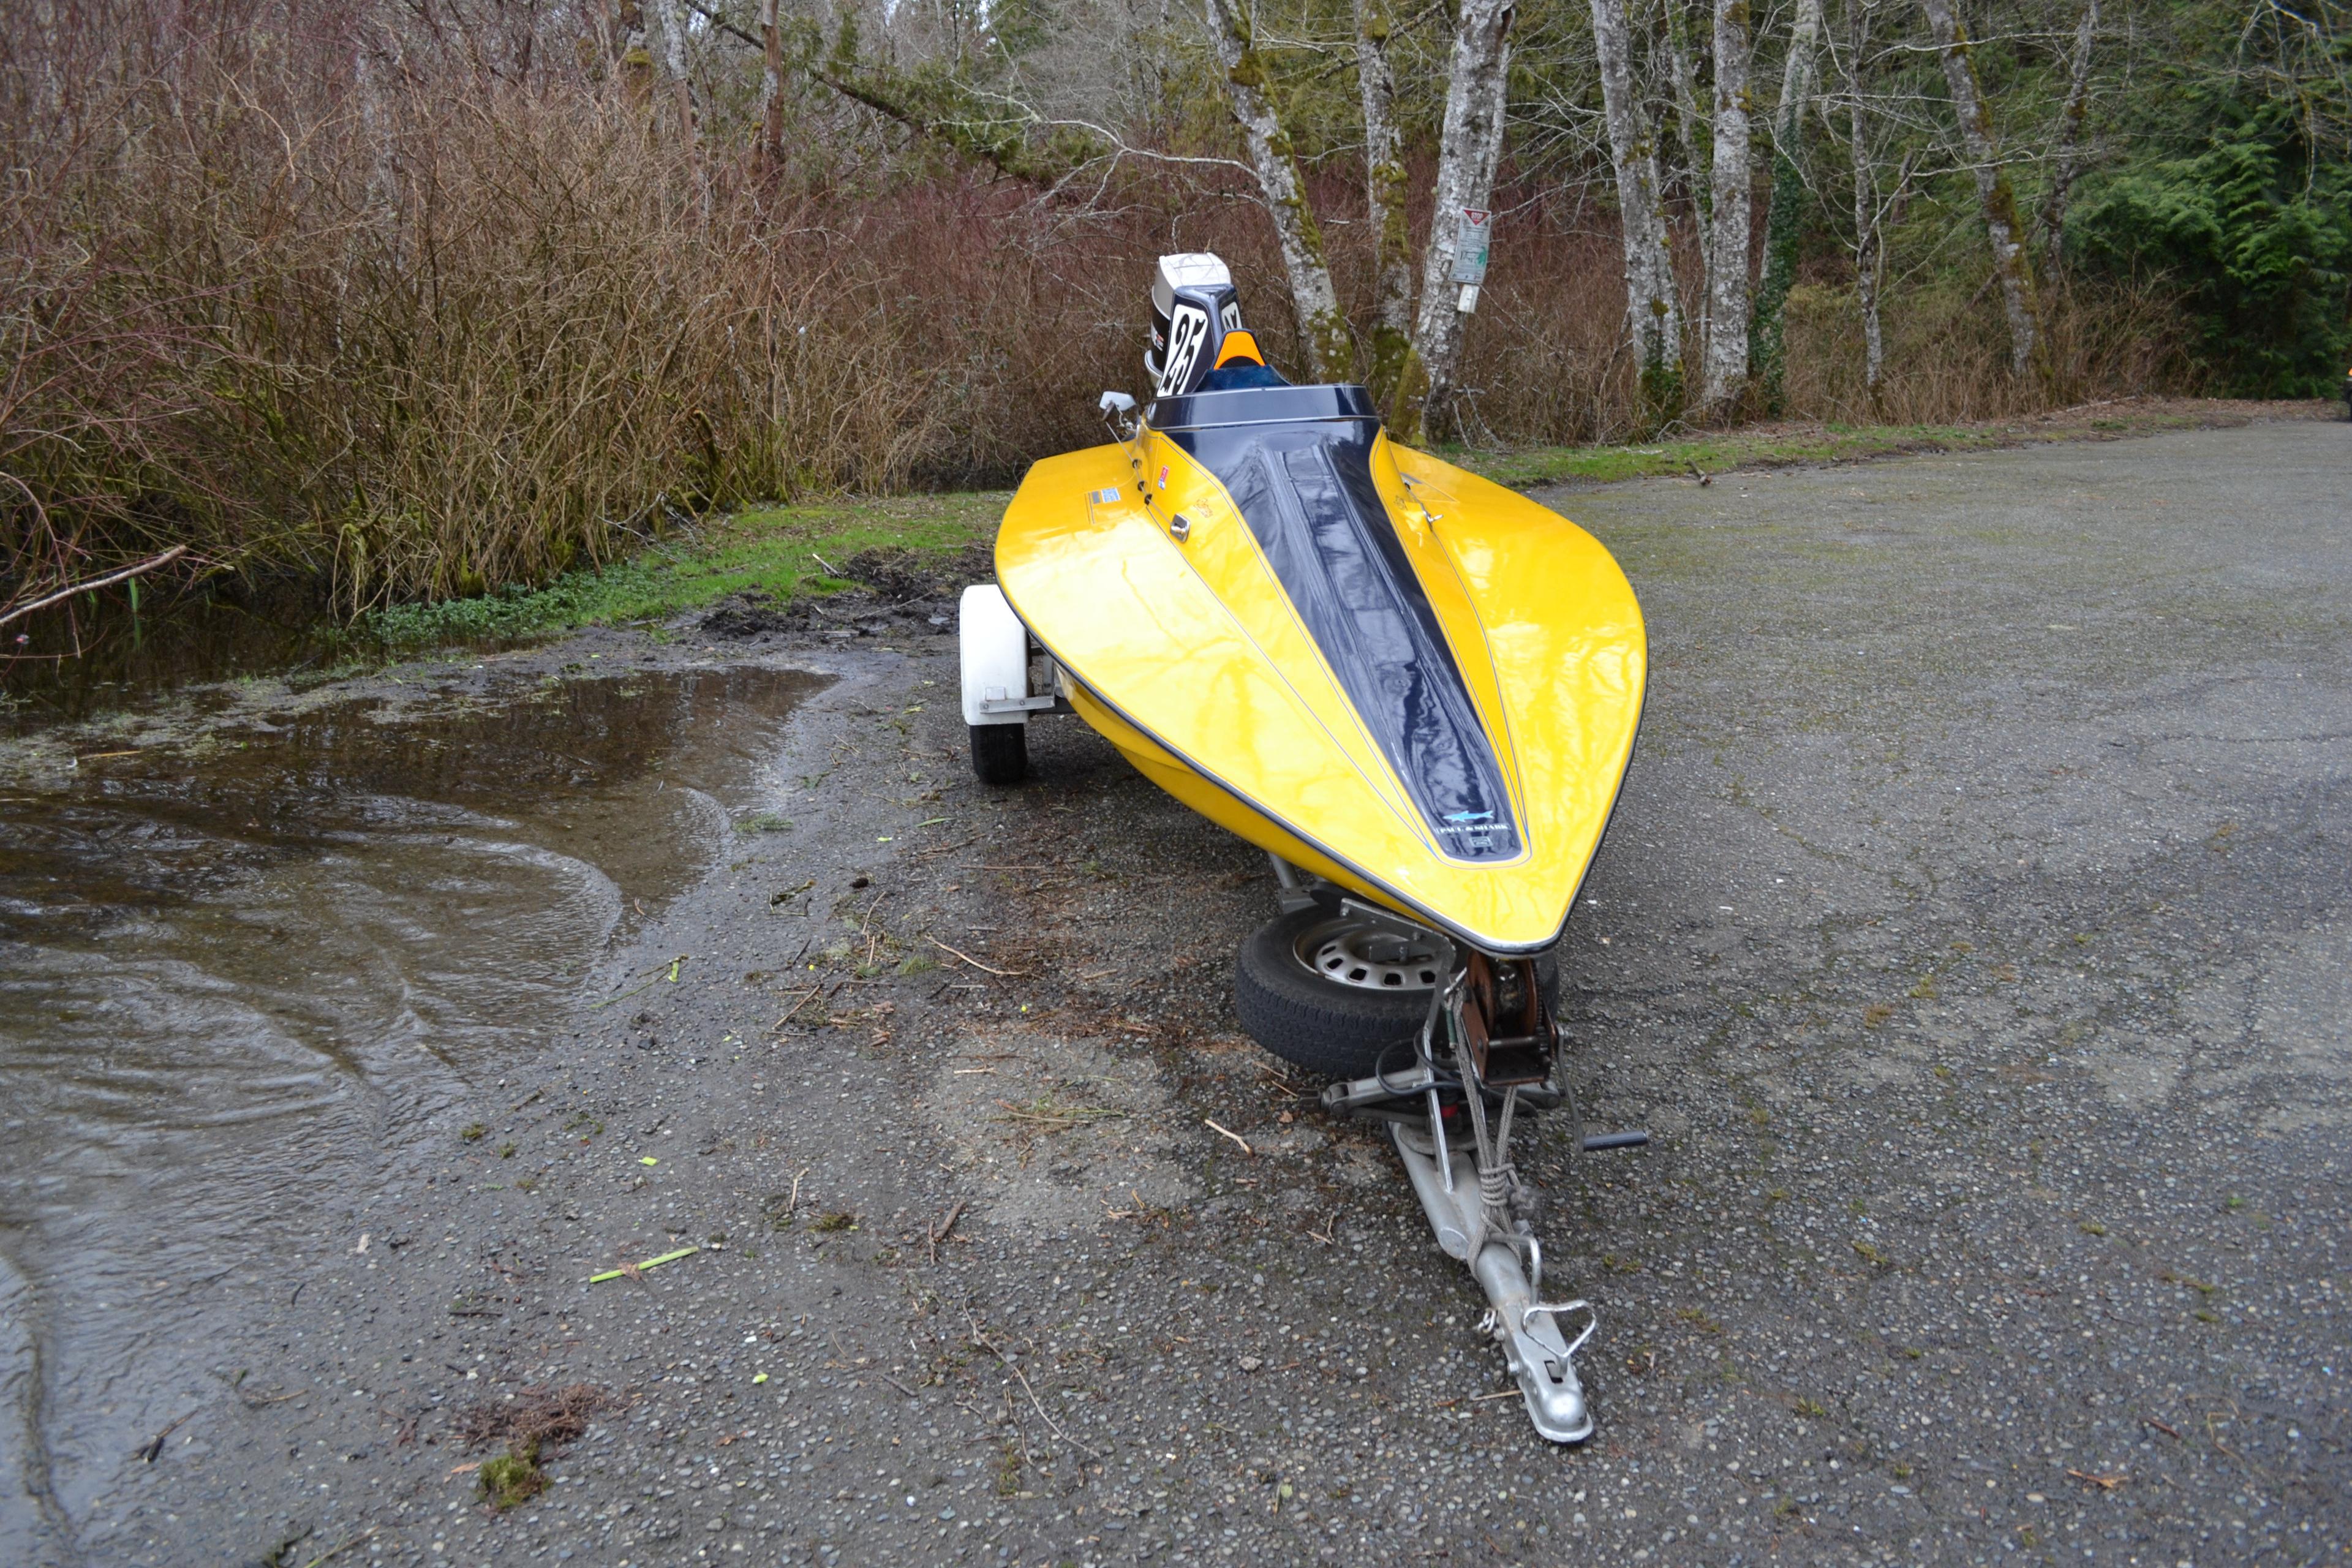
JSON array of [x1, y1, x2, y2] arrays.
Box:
[[2071, 97, 2352, 395]]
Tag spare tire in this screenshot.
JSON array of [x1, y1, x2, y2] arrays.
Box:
[[1233, 903, 1558, 1078]]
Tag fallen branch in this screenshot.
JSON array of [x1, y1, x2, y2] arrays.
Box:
[[1, 545, 189, 630]]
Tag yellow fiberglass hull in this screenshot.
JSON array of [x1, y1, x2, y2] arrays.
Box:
[[994, 384, 1645, 956]]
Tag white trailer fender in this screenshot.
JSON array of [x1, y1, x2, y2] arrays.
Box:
[[959, 584, 1041, 726]]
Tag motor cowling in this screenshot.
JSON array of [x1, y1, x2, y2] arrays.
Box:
[[1146, 253, 1251, 399]]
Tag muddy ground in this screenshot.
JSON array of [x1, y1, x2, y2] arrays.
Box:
[[9, 415, 2350, 1567]]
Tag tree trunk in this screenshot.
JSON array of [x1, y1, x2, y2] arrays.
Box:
[[1589, 0, 1684, 418], [617, 0, 654, 104], [2040, 0, 2098, 273], [1355, 0, 1415, 409], [1847, 88, 1886, 408], [1660, 0, 1711, 222], [655, 0, 696, 141], [1200, 0, 1352, 383], [1747, 0, 1823, 413], [1700, 0, 1754, 416], [1921, 0, 2043, 381], [759, 0, 786, 175], [1393, 0, 1515, 441]]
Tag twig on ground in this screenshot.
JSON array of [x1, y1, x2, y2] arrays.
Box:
[[1204, 1118, 1254, 1155], [300, 1528, 379, 1568], [971, 1331, 1099, 1459], [929, 937, 1025, 976], [134, 1410, 197, 1462], [589, 1245, 698, 1283], [590, 955, 688, 1009], [929, 1198, 967, 1264]]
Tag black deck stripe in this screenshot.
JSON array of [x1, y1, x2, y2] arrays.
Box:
[[1164, 411, 1520, 862]]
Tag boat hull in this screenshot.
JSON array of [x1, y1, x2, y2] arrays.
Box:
[[995, 387, 1645, 955]]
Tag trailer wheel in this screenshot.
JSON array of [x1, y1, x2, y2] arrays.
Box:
[[970, 722, 1027, 786], [1234, 903, 1556, 1077]]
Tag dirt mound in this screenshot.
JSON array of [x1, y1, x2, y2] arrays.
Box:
[[698, 540, 993, 643], [840, 540, 994, 603]]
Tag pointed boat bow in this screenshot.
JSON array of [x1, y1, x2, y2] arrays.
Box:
[[996, 388, 1645, 954]]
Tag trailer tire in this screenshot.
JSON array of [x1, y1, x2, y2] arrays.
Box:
[[970, 723, 1027, 786], [1233, 903, 1556, 1078]]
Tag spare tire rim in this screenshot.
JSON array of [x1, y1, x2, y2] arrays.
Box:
[[1292, 916, 1446, 993]]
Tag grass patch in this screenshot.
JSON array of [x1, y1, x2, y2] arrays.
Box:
[[1453, 423, 2020, 488], [1451, 402, 2275, 490], [363, 491, 1006, 650], [342, 400, 2316, 659]]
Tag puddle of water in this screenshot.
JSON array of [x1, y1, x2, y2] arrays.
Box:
[[1, 579, 377, 731], [0, 663, 826, 1550]]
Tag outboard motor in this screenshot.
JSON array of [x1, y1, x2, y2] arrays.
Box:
[[1145, 253, 1284, 397]]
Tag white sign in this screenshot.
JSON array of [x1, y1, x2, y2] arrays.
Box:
[[1449, 208, 1491, 285]]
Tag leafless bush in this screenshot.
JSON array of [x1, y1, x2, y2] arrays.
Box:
[[3, 55, 932, 612], [1782, 273, 2195, 424], [0, 2, 2207, 627]]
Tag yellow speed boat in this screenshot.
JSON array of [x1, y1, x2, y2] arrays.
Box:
[[963, 253, 1643, 967], [958, 254, 1646, 1444]]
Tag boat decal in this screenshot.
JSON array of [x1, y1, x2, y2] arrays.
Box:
[[1166, 413, 1521, 862]]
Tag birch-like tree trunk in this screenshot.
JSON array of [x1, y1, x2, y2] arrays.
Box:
[[655, 0, 696, 141], [1747, 0, 1824, 412], [1355, 0, 1416, 408], [1589, 0, 1684, 415], [1660, 0, 1711, 222], [1393, 0, 1515, 440], [2039, 0, 2098, 273], [1700, 0, 1754, 415], [1200, 0, 1351, 383], [1847, 90, 1887, 406], [759, 0, 786, 174], [1921, 0, 2043, 380], [616, 0, 654, 105]]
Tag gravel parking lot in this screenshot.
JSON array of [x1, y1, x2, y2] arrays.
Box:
[[25, 415, 2346, 1567]]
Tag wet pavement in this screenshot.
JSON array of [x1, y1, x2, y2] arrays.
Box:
[[0, 660, 827, 1554], [3, 416, 2347, 1566]]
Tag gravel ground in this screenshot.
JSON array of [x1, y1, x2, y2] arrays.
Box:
[[31, 416, 2351, 1567]]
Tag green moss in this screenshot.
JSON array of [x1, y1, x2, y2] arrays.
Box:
[[363, 491, 1005, 651], [479, 1442, 545, 1509]]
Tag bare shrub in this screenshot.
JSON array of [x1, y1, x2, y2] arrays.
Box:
[[0, 3, 2209, 628], [1782, 273, 2195, 424], [4, 61, 933, 612]]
